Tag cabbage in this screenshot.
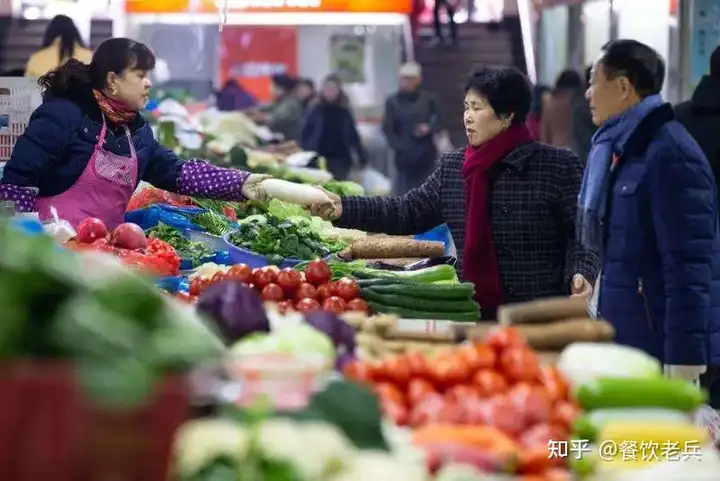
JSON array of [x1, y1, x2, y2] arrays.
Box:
[[230, 332, 279, 356], [267, 199, 309, 219], [275, 323, 335, 369], [558, 343, 662, 387], [196, 281, 270, 344]]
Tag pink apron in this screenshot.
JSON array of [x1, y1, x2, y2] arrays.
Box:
[[35, 115, 138, 230]]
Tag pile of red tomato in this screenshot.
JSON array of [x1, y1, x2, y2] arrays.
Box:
[[184, 260, 370, 314], [343, 327, 580, 475]]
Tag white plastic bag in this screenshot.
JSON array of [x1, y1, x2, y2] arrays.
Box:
[[694, 404, 720, 442], [42, 206, 75, 243], [358, 167, 391, 196]]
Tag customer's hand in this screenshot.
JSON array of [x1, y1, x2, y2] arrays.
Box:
[[664, 364, 706, 382], [309, 187, 342, 221], [570, 274, 593, 298], [414, 123, 431, 137], [241, 174, 272, 201]]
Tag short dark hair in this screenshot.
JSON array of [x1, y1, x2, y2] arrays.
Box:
[[463, 65, 532, 125], [599, 39, 665, 97], [39, 38, 155, 101], [584, 66, 592, 85], [710, 45, 720, 78], [554, 69, 583, 90], [298, 77, 315, 90]]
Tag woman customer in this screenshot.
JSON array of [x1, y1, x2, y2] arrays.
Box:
[[0, 38, 268, 229], [300, 75, 367, 180], [540, 69, 584, 149], [25, 15, 93, 78], [311, 66, 599, 317]]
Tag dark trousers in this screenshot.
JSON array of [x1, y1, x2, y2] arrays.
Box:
[[700, 366, 720, 409], [433, 0, 457, 42]]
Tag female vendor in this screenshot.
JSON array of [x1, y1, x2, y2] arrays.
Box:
[[0, 37, 268, 228]]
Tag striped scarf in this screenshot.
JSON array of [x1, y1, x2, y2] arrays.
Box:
[[92, 89, 137, 125]]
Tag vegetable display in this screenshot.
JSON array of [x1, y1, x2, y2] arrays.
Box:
[[65, 218, 181, 276], [189, 261, 369, 315], [146, 223, 214, 267], [343, 326, 577, 477], [227, 216, 332, 265]]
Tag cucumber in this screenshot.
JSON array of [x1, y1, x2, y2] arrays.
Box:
[[368, 301, 480, 322], [575, 377, 707, 412], [368, 282, 475, 300], [362, 288, 479, 312], [390, 264, 458, 283], [356, 278, 417, 288]]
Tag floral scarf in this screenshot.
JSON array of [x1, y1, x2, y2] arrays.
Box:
[[92, 89, 137, 125]]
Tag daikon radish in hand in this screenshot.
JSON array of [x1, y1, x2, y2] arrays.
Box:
[[261, 179, 331, 206]]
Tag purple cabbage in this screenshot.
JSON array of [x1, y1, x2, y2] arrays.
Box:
[[196, 281, 269, 344], [303, 311, 356, 355]]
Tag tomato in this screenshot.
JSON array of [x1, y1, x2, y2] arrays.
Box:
[[427, 353, 470, 386], [519, 422, 567, 449], [445, 385, 480, 403], [294, 282, 317, 301], [335, 277, 360, 301], [261, 283, 285, 302], [517, 446, 561, 475], [347, 298, 369, 314], [408, 393, 446, 427], [342, 360, 374, 383], [380, 397, 409, 426], [500, 348, 541, 383], [305, 260, 332, 285], [276, 268, 301, 297], [227, 264, 252, 283], [295, 297, 321, 312], [472, 369, 508, 397], [380, 355, 412, 386], [509, 382, 552, 426], [480, 395, 525, 436], [458, 343, 496, 371], [322, 296, 347, 314], [189, 277, 211, 296], [76, 217, 108, 244], [374, 382, 405, 406], [550, 400, 580, 430], [538, 365, 570, 402], [315, 283, 335, 300], [484, 327, 527, 353], [407, 378, 437, 405], [277, 299, 294, 314], [403, 351, 429, 378], [211, 271, 228, 284], [252, 268, 275, 289], [175, 292, 191, 303]]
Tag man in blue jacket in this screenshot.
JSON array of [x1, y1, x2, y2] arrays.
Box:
[[580, 39, 720, 382]]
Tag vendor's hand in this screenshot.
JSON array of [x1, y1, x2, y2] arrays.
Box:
[[241, 174, 272, 201], [570, 274, 593, 298], [664, 364, 706, 382], [309, 187, 342, 221]]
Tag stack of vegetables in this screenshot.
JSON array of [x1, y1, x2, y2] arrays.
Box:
[[64, 217, 182, 276], [192, 279, 358, 371], [342, 326, 579, 478], [557, 343, 711, 477]]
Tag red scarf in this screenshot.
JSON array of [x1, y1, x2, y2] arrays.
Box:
[[462, 124, 532, 310], [92, 89, 137, 125]]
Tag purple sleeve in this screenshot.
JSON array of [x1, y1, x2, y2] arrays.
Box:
[[176, 160, 251, 201], [0, 184, 38, 212]]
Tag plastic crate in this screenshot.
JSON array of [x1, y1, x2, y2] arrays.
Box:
[[0, 78, 42, 162]]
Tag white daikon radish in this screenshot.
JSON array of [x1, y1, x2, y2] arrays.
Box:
[[262, 179, 331, 206]]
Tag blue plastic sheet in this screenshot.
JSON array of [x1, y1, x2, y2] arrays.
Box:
[[156, 275, 190, 294], [415, 224, 452, 255], [125, 204, 206, 231]]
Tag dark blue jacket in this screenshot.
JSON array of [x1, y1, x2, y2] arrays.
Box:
[[1, 89, 182, 197], [300, 103, 367, 165], [599, 103, 720, 366]]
